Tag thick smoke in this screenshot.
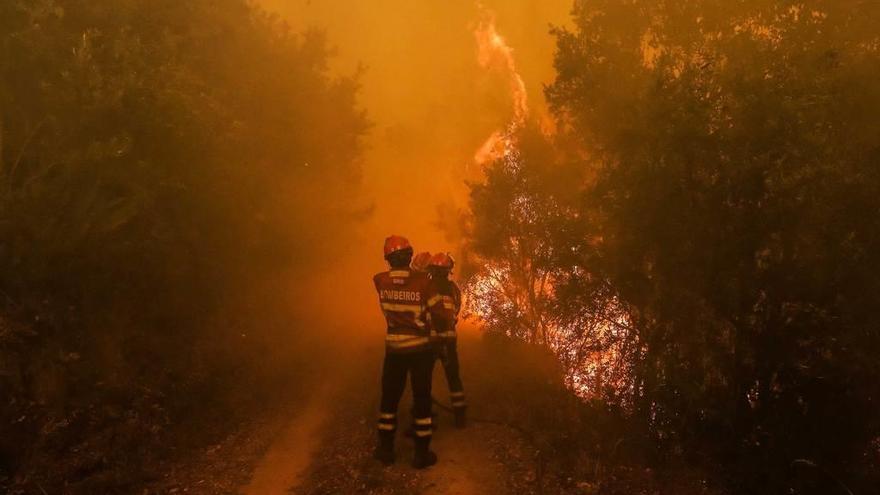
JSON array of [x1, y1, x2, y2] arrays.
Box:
[[259, 0, 570, 289]]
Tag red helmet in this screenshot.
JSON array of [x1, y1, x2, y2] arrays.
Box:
[[428, 252, 455, 270], [411, 251, 432, 271], [383, 235, 413, 258]]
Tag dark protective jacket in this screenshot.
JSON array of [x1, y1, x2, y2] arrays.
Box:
[[373, 268, 446, 353], [427, 278, 461, 340]]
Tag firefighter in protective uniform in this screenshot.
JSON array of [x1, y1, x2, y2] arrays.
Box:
[[427, 252, 467, 427], [402, 251, 436, 438], [373, 236, 449, 468]]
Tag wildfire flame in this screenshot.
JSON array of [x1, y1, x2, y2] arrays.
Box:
[[467, 8, 630, 399], [473, 5, 529, 166]]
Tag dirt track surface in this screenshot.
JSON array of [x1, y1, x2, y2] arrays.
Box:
[[242, 383, 338, 494], [230, 334, 538, 495]]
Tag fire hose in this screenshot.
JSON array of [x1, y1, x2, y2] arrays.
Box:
[[430, 395, 532, 438]]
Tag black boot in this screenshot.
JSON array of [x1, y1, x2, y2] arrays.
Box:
[[453, 406, 467, 428], [373, 432, 395, 466], [412, 437, 437, 469]]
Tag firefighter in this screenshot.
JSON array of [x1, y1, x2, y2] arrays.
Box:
[[373, 236, 449, 469], [406, 250, 435, 436], [411, 251, 432, 272], [427, 252, 467, 428]]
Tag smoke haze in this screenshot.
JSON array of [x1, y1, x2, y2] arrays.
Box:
[[260, 0, 570, 280]]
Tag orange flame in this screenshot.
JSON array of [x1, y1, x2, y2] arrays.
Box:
[[473, 5, 529, 165]]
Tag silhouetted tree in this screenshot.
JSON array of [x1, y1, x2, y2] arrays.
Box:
[[467, 1, 880, 492], [0, 1, 367, 487]]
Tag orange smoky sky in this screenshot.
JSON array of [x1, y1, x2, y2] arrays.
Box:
[[258, 0, 571, 327], [261, 0, 569, 245]]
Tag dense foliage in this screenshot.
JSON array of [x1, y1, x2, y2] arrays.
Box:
[[464, 1, 880, 492], [0, 0, 366, 489]]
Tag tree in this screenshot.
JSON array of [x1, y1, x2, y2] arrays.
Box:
[[0, 0, 367, 346], [464, 126, 635, 399], [467, 0, 880, 491], [0, 1, 368, 487]]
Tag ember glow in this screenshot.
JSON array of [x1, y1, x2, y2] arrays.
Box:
[[465, 251, 636, 399], [465, 16, 633, 395]]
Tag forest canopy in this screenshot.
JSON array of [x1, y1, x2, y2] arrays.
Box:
[[464, 0, 880, 491], [0, 0, 367, 350], [0, 0, 367, 485]]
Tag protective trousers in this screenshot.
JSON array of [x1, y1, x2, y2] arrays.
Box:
[[437, 339, 466, 411], [377, 349, 435, 448]]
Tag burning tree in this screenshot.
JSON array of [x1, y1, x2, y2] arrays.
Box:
[[465, 0, 880, 492], [464, 4, 639, 402], [463, 126, 636, 400]]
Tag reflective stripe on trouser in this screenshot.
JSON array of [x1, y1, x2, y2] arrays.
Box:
[[377, 412, 397, 432], [379, 349, 435, 436], [450, 390, 466, 408], [413, 416, 433, 437]]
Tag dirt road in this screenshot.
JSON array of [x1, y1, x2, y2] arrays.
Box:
[[419, 419, 507, 494], [236, 335, 528, 495], [242, 383, 339, 494]]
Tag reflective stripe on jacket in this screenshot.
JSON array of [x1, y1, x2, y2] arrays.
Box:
[[374, 268, 445, 352], [428, 279, 461, 340]]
